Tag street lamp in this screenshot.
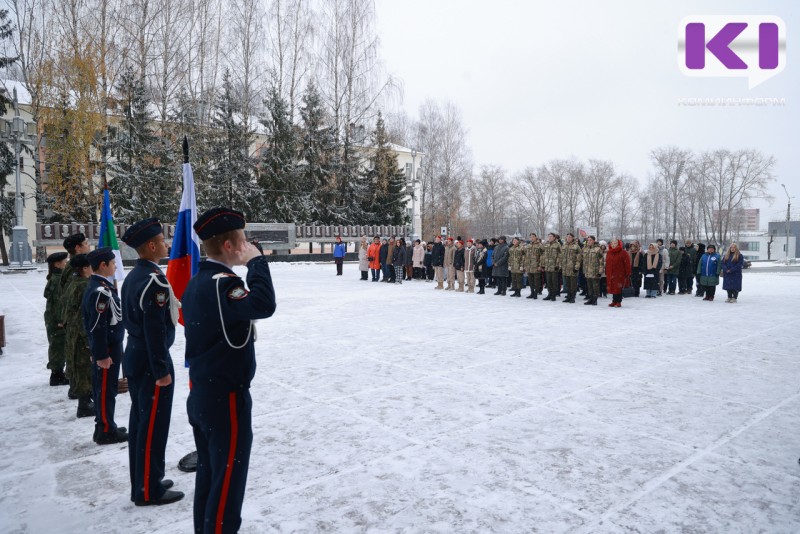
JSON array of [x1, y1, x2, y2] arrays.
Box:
[[410, 148, 417, 240], [1, 88, 37, 268], [781, 184, 791, 265]]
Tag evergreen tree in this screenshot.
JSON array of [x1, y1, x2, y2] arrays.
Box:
[[107, 66, 178, 222], [365, 112, 408, 225], [0, 8, 17, 264], [206, 70, 261, 220], [259, 87, 301, 222], [298, 83, 339, 224]]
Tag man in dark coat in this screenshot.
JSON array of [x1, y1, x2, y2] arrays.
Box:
[[182, 208, 277, 534], [121, 218, 185, 506], [492, 236, 510, 295], [431, 236, 445, 289]]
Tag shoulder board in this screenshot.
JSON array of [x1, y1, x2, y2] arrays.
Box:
[[96, 286, 113, 298], [212, 272, 239, 280]]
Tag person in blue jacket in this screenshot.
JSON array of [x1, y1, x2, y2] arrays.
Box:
[[332, 235, 347, 275], [697, 244, 722, 301], [82, 247, 128, 445], [182, 207, 276, 534], [721, 242, 745, 303], [121, 218, 185, 506], [486, 238, 496, 288]]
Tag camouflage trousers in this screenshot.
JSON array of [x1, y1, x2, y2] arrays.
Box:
[[511, 273, 523, 290], [563, 275, 578, 296], [527, 272, 542, 294], [545, 271, 560, 295], [45, 323, 66, 371], [65, 328, 93, 397], [586, 277, 600, 297]]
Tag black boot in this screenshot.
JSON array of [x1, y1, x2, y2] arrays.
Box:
[[512, 289, 521, 297], [478, 287, 485, 294], [77, 395, 95, 418], [584, 295, 594, 305], [50, 370, 69, 386], [591, 297, 598, 305], [95, 426, 128, 445], [526, 289, 536, 299]]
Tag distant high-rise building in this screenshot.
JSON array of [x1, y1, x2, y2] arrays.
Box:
[[713, 208, 760, 232]]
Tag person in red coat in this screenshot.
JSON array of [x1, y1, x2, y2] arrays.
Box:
[[605, 238, 632, 308]]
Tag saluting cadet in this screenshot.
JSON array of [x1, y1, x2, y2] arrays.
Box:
[[59, 233, 91, 399], [182, 208, 277, 534], [120, 219, 185, 506], [44, 252, 69, 386], [83, 247, 128, 445]]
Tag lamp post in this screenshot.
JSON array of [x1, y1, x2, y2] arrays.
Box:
[[1, 88, 36, 268], [782, 184, 791, 265], [410, 148, 417, 240]]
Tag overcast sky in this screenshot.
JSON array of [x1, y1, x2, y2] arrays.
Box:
[[374, 0, 798, 226]]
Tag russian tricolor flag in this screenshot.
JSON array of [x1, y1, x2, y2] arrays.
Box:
[[166, 137, 200, 325]]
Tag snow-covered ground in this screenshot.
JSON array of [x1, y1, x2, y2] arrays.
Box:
[[1, 263, 799, 533]]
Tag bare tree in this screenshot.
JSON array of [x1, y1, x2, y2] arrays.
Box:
[[580, 159, 618, 238], [268, 0, 313, 121], [227, 0, 266, 125], [611, 173, 640, 239], [149, 0, 189, 123], [514, 165, 554, 237], [650, 146, 692, 240], [468, 165, 509, 237]]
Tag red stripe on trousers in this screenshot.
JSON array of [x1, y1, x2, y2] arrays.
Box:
[[101, 368, 109, 432], [143, 385, 161, 502], [215, 393, 238, 534]]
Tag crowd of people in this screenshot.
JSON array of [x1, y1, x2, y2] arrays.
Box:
[[350, 233, 747, 306]]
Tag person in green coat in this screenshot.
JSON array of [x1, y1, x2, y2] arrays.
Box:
[[62, 254, 96, 418], [44, 252, 70, 386], [697, 244, 722, 301], [58, 233, 91, 398]]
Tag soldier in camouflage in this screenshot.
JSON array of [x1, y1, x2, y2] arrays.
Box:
[[62, 254, 96, 418], [524, 233, 543, 299], [59, 233, 91, 399], [44, 252, 70, 386], [581, 236, 603, 306], [541, 233, 562, 301], [560, 233, 582, 303], [508, 237, 526, 297]]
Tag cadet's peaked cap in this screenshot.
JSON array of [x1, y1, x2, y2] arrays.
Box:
[[63, 233, 86, 250], [46, 251, 68, 264], [122, 218, 163, 248], [87, 247, 115, 269], [70, 254, 90, 269], [194, 208, 245, 240]]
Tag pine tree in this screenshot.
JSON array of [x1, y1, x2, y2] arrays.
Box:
[[206, 70, 260, 219], [0, 8, 17, 264], [107, 66, 178, 222], [298, 83, 339, 224], [365, 112, 408, 225], [259, 87, 301, 222]]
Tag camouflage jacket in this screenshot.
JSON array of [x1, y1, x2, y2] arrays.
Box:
[[582, 244, 604, 278], [43, 271, 63, 325], [509, 244, 526, 274], [62, 276, 89, 346], [541, 241, 562, 271], [561, 242, 582, 275], [524, 242, 543, 272]]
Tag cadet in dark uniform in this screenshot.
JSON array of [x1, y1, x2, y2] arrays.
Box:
[[83, 247, 128, 445], [44, 251, 69, 386], [121, 218, 185, 506], [182, 208, 276, 534]]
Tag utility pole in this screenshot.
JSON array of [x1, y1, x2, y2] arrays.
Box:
[[782, 184, 791, 264]]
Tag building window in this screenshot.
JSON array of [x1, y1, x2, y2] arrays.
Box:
[[405, 163, 412, 181]]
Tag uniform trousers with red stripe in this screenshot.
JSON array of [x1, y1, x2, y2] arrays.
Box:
[[127, 361, 175, 502], [188, 387, 253, 534], [93, 360, 121, 432]]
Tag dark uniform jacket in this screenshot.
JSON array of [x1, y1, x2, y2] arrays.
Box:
[[182, 256, 276, 391], [121, 259, 176, 380], [82, 274, 124, 364], [431, 242, 445, 267]]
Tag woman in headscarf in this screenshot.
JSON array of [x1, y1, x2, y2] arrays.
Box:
[[643, 243, 662, 298], [629, 241, 644, 297], [358, 236, 369, 281]]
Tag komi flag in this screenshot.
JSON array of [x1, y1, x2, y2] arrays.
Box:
[[98, 188, 126, 281], [166, 137, 200, 325]]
